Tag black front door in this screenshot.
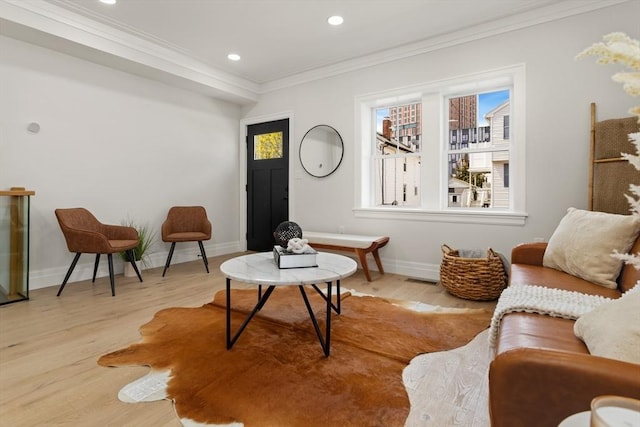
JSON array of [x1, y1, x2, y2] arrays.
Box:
[[246, 119, 289, 251]]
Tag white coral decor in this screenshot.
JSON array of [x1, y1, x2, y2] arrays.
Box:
[[577, 32, 640, 115], [577, 32, 640, 70], [578, 32, 640, 272]]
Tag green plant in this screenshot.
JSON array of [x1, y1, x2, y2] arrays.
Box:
[[118, 220, 156, 267]]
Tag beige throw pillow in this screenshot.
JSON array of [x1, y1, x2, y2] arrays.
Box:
[[574, 292, 640, 364], [543, 208, 640, 289]]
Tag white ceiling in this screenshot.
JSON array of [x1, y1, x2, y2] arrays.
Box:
[[0, 0, 627, 102], [40, 0, 615, 84]]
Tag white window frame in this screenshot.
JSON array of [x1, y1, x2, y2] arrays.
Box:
[[354, 64, 527, 225]]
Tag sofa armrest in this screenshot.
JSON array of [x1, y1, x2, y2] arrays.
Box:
[[511, 242, 547, 266], [489, 348, 640, 427]]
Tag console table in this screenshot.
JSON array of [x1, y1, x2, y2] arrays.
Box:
[[220, 252, 357, 356]]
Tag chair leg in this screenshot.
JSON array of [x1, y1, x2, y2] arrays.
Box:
[[107, 253, 115, 296], [162, 242, 176, 277], [198, 241, 209, 273], [57, 253, 82, 296], [92, 254, 101, 283], [127, 249, 143, 283]]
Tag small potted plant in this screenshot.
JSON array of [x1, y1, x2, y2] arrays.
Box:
[[119, 219, 156, 277]]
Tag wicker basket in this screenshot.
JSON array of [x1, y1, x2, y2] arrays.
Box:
[[439, 244, 507, 301]]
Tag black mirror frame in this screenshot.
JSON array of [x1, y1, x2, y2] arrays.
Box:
[[299, 124, 344, 178]]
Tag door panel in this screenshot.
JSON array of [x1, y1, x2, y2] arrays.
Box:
[[247, 119, 289, 251]]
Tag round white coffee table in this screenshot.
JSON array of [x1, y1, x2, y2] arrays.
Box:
[[220, 251, 357, 356]]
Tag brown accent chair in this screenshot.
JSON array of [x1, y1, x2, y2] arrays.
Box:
[[161, 206, 212, 276], [55, 208, 143, 297]]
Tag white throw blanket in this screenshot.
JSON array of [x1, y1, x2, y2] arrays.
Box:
[[488, 285, 612, 347]]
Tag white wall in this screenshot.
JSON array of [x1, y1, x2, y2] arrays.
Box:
[[0, 35, 243, 289], [1, 3, 637, 289], [242, 2, 639, 280]]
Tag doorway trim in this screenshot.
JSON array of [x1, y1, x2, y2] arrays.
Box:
[[239, 111, 295, 251]]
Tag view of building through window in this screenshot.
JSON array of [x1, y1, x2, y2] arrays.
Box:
[[374, 102, 422, 206], [372, 89, 511, 209], [447, 90, 510, 208]]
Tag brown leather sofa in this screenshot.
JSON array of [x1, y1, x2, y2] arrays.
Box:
[[488, 238, 640, 427]]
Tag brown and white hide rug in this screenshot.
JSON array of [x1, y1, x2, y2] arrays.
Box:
[[98, 286, 492, 427]]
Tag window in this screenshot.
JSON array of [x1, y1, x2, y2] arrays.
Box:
[[504, 163, 510, 188], [253, 131, 283, 160], [355, 64, 526, 225], [504, 115, 510, 140], [372, 102, 422, 207], [446, 90, 510, 209]]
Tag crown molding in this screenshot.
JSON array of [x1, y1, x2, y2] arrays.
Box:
[[260, 0, 629, 93], [0, 0, 260, 104], [0, 0, 630, 102]]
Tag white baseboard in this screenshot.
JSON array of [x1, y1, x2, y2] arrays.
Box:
[[29, 240, 242, 290], [300, 251, 441, 283], [383, 258, 441, 282], [28, 242, 440, 290]]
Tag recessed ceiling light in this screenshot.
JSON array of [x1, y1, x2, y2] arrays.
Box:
[[327, 15, 344, 26], [99, 0, 117, 4], [227, 53, 241, 61]]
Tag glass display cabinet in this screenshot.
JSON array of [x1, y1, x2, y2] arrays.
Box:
[[0, 188, 35, 305]]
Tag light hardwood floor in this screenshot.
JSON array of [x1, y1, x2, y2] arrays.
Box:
[[0, 253, 496, 427]]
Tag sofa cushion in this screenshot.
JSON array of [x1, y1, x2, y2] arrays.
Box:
[[543, 208, 640, 289], [509, 265, 622, 298], [574, 290, 640, 364], [495, 313, 589, 356]]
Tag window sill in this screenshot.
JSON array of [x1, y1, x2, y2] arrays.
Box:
[[353, 207, 528, 226]]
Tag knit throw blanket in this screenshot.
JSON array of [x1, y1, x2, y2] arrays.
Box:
[[488, 285, 612, 347]]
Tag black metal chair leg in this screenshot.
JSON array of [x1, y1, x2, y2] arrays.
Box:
[[198, 241, 209, 273], [92, 254, 101, 282], [162, 242, 176, 277], [57, 253, 82, 296], [107, 253, 115, 296], [128, 249, 143, 282]]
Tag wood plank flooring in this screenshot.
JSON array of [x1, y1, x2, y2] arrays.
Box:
[[0, 252, 496, 427]]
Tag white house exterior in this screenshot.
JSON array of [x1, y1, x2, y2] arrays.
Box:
[[375, 132, 421, 207], [485, 101, 510, 208]]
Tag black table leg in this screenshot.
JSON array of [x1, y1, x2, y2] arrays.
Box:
[[226, 279, 276, 350], [311, 280, 341, 314], [299, 281, 333, 356], [226, 281, 338, 356]]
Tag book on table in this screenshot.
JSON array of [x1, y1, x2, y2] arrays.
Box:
[[273, 245, 318, 269]]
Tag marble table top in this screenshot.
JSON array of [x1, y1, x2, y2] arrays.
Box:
[[220, 251, 357, 286]]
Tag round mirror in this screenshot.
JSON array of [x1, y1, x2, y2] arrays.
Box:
[[299, 125, 344, 178]]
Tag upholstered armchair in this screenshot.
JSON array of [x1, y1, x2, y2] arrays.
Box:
[[161, 206, 212, 276], [55, 208, 143, 296]]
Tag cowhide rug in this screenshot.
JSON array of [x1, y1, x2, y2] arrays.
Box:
[[404, 329, 493, 426], [98, 286, 492, 426]]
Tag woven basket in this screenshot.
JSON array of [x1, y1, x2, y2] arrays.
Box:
[[439, 244, 507, 301]]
